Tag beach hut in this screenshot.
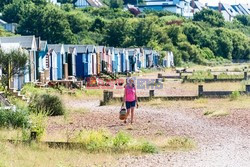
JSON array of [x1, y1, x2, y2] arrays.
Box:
[[118, 48, 126, 73], [144, 48, 153, 68], [139, 48, 146, 69], [127, 48, 138, 72], [96, 46, 105, 74], [163, 51, 174, 67], [47, 44, 65, 80], [36, 40, 48, 80], [152, 50, 160, 67], [73, 45, 87, 79], [64, 45, 77, 78], [48, 49, 58, 81], [86, 45, 96, 76], [113, 48, 120, 73], [106, 47, 114, 73]]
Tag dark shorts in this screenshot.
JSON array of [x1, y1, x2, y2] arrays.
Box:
[[126, 101, 136, 109]]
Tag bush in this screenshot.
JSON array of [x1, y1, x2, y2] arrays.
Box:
[[113, 131, 131, 148], [140, 142, 158, 153], [29, 94, 65, 116], [74, 129, 112, 152], [0, 108, 29, 128], [230, 91, 241, 101], [188, 70, 213, 82], [29, 113, 47, 141], [73, 129, 159, 153]]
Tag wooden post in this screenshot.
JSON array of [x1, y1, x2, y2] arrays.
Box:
[[184, 76, 188, 81], [214, 75, 218, 80], [179, 72, 182, 78], [244, 72, 248, 80], [103, 90, 109, 104], [158, 73, 162, 78], [149, 90, 154, 98], [103, 90, 113, 104], [30, 131, 37, 141], [198, 85, 203, 97], [246, 85, 250, 94]]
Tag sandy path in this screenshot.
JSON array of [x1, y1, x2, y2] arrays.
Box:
[[47, 100, 250, 167]]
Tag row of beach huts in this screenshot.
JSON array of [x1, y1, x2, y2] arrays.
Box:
[[0, 36, 174, 90]]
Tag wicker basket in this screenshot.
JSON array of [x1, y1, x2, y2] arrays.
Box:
[[119, 108, 127, 120]]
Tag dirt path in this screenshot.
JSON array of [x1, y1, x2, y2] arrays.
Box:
[[47, 100, 250, 167]]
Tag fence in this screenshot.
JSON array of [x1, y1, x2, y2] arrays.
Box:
[[158, 72, 249, 82], [100, 85, 250, 105]]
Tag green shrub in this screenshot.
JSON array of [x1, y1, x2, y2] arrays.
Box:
[[74, 129, 112, 152], [140, 142, 158, 153], [188, 70, 213, 82], [29, 94, 65, 116], [29, 113, 47, 141], [230, 91, 241, 101], [0, 108, 29, 128], [73, 129, 159, 153], [113, 131, 131, 148]]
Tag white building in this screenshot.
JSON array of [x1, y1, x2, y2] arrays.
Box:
[[138, 0, 194, 18]]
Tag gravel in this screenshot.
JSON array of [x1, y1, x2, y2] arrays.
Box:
[[47, 99, 250, 167]]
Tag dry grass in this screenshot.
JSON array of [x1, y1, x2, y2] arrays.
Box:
[[203, 110, 230, 117], [0, 141, 117, 167], [154, 136, 196, 151]]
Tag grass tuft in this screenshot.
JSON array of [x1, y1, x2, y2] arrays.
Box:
[[164, 136, 196, 150], [203, 110, 229, 117], [230, 91, 241, 101]]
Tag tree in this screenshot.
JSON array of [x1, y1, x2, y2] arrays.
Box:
[[104, 18, 133, 47], [2, 0, 26, 23], [17, 4, 77, 44], [193, 9, 225, 27], [110, 0, 123, 9], [134, 17, 156, 46], [235, 15, 250, 26], [0, 49, 28, 88]]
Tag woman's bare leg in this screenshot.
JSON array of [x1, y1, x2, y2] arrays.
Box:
[[124, 108, 131, 123], [130, 107, 135, 124]]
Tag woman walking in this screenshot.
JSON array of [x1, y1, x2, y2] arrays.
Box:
[[123, 78, 139, 124]]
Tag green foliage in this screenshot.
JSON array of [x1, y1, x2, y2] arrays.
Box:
[[230, 91, 241, 101], [235, 15, 250, 26], [188, 71, 213, 82], [28, 94, 65, 116], [110, 0, 123, 9], [1, 1, 250, 66], [0, 108, 29, 128], [29, 112, 47, 140], [140, 141, 158, 153], [0, 49, 28, 88], [193, 9, 225, 27], [73, 129, 158, 153], [113, 131, 131, 148]]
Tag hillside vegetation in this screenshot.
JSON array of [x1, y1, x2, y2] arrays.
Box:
[[0, 0, 249, 66]]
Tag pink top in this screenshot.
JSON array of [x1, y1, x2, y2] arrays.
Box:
[[125, 85, 136, 102]]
